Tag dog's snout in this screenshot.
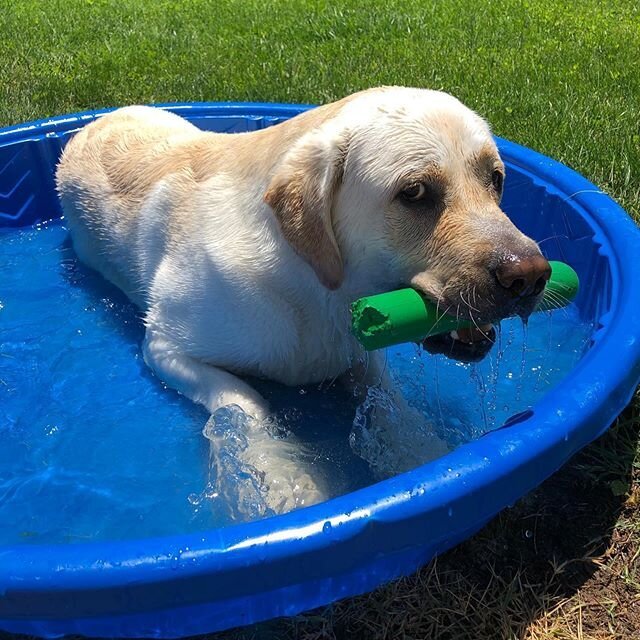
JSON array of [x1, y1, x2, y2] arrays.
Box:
[[494, 254, 551, 297]]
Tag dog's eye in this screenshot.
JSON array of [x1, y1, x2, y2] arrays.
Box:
[[491, 169, 504, 194], [399, 183, 427, 202]]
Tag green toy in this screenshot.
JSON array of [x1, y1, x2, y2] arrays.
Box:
[[351, 261, 579, 351]]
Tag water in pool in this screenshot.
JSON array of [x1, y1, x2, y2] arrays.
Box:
[[0, 221, 593, 544]]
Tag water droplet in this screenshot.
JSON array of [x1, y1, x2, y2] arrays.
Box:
[[322, 521, 332, 533]]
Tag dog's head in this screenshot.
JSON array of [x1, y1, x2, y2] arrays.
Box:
[[265, 87, 550, 361]]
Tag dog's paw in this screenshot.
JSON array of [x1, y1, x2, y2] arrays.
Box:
[[204, 405, 327, 518], [264, 469, 327, 514]]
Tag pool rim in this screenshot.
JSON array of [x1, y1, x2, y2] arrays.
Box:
[[1, 102, 639, 634]]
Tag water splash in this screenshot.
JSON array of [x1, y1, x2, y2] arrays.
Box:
[[470, 365, 489, 432], [201, 406, 274, 523], [349, 384, 399, 477], [353, 310, 593, 471], [515, 318, 529, 403]]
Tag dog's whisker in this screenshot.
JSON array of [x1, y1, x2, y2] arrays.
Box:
[[426, 303, 455, 336], [468, 310, 493, 341], [460, 288, 481, 313], [543, 289, 571, 309], [535, 233, 571, 245]]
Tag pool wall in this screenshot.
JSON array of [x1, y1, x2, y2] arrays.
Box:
[[1, 104, 639, 638]]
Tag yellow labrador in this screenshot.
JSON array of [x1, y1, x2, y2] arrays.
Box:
[[56, 87, 550, 512]]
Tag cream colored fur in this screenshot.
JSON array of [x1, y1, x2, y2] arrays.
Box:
[[56, 87, 539, 513]]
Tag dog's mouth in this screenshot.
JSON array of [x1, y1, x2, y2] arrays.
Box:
[[407, 280, 498, 362], [422, 324, 497, 363]]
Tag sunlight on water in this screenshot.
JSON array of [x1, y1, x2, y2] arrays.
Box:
[[0, 222, 593, 544], [348, 308, 592, 477], [380, 310, 592, 448]]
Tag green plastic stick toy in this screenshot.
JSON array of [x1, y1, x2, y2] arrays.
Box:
[[351, 261, 579, 351]]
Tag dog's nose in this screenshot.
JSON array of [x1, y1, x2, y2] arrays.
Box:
[[494, 254, 551, 297]]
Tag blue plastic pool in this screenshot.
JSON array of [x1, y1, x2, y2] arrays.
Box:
[[1, 103, 639, 638]]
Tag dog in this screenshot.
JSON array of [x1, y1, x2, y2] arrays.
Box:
[[55, 87, 550, 513]]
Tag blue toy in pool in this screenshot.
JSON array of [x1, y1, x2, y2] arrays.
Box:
[[0, 103, 639, 638]]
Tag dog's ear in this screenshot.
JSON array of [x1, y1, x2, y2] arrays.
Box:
[[264, 131, 346, 290]]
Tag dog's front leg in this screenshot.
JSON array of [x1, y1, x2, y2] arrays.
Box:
[[143, 330, 326, 514], [346, 351, 449, 476], [142, 331, 269, 418]]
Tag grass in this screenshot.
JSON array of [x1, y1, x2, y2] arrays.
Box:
[[1, 0, 639, 221], [1, 1, 639, 638]]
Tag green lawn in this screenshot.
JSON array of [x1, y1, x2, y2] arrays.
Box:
[[1, 1, 638, 638], [2, 0, 639, 220]]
